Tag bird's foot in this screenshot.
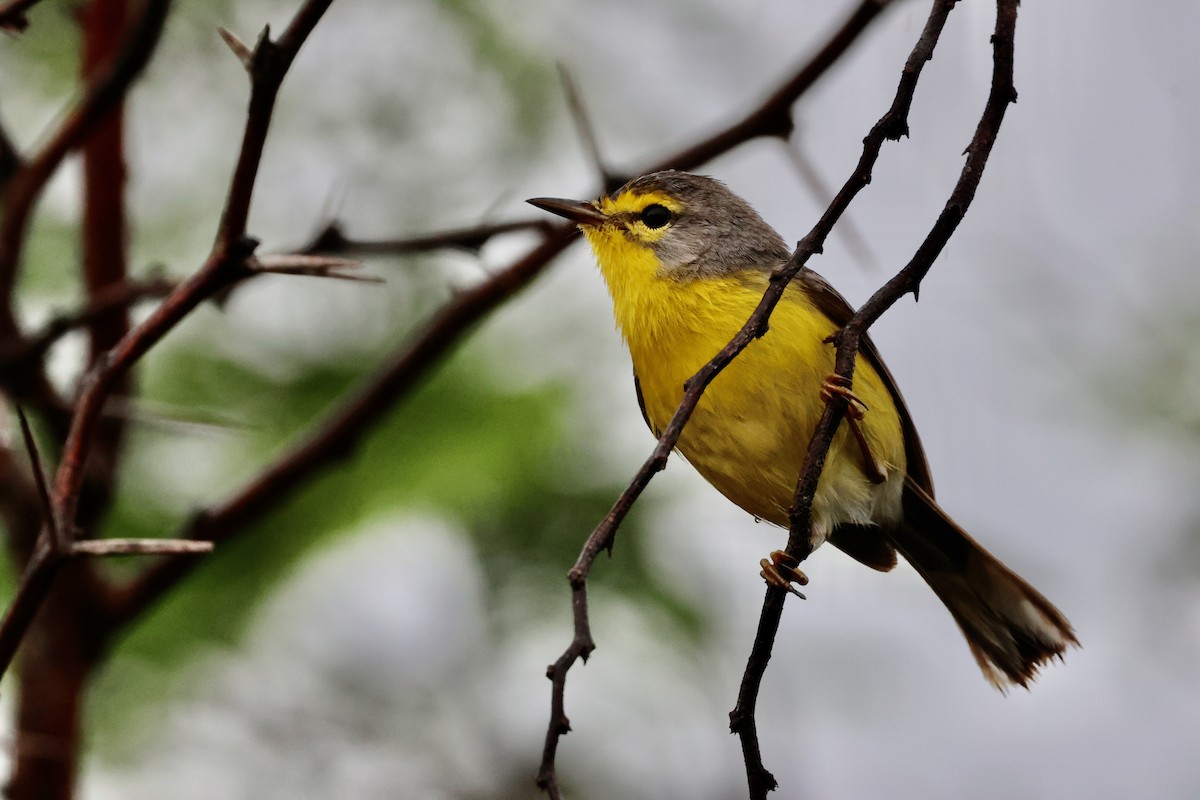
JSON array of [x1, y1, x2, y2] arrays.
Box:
[[760, 550, 808, 599], [821, 374, 887, 485], [820, 373, 868, 420]]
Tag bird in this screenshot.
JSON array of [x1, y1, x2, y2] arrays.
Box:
[[528, 170, 1076, 690]]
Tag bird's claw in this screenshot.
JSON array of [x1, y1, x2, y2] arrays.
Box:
[[821, 374, 887, 485], [760, 550, 808, 599], [820, 373, 868, 420]]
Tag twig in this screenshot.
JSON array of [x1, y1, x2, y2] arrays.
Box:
[[0, 120, 18, 184], [299, 218, 554, 257], [0, 0, 42, 33], [13, 405, 64, 552], [0, 0, 337, 684], [71, 539, 212, 556], [109, 226, 578, 624], [0, 0, 172, 344], [52, 0, 336, 539], [732, 2, 1021, 797], [16, 276, 177, 363], [249, 252, 378, 282], [535, 1, 898, 795]]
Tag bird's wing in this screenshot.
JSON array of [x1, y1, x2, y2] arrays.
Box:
[[633, 370, 660, 438], [796, 269, 935, 497]]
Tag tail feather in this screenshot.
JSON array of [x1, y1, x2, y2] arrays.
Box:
[[889, 479, 1078, 690]]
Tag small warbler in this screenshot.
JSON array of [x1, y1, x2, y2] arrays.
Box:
[[529, 170, 1076, 689]]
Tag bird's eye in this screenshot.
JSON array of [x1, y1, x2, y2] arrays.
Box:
[[639, 204, 672, 229]]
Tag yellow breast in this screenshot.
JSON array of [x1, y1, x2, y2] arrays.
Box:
[[586, 226, 906, 539]]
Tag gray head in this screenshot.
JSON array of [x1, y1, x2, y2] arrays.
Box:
[[528, 170, 791, 278]]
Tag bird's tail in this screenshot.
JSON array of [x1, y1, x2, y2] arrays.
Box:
[[888, 479, 1078, 690]]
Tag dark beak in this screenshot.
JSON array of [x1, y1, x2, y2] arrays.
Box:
[[526, 197, 607, 226]]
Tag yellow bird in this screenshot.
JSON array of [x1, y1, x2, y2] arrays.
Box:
[[529, 170, 1076, 689]]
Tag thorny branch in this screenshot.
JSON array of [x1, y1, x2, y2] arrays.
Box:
[[0, 0, 171, 345], [0, 0, 337, 684], [737, 6, 1021, 795], [0, 0, 44, 33], [0, 407, 208, 677], [535, 0, 898, 796], [300, 218, 554, 257], [109, 227, 577, 624]]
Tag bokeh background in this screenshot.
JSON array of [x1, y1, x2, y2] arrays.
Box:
[[2, 0, 1198, 797]]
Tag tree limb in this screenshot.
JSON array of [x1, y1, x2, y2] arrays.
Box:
[[0, 0, 335, 684], [0, 0, 171, 346]]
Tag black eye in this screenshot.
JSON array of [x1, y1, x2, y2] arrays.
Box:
[[640, 204, 672, 229]]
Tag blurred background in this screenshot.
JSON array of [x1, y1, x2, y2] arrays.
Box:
[[2, 0, 1199, 797]]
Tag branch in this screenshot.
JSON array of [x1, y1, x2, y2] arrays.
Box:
[[0, 0, 43, 33], [71, 539, 212, 556], [16, 275, 177, 364], [52, 0, 336, 538], [733, 2, 1021, 797], [0, 0, 337, 682], [0, 406, 207, 680], [535, 1, 899, 795], [0, 119, 18, 185], [299, 218, 553, 257], [109, 226, 577, 624], [0, 0, 171, 344]]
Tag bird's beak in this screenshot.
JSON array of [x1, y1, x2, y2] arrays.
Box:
[[526, 197, 607, 226]]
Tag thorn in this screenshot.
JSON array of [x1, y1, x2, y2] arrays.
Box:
[[306, 222, 349, 254], [217, 26, 253, 69], [250, 253, 380, 283], [71, 538, 214, 556]]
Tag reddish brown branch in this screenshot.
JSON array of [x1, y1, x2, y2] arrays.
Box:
[[0, 0, 171, 345], [0, 120, 18, 184], [109, 226, 577, 625], [80, 0, 132, 365], [0, 0, 335, 685], [535, 1, 898, 794], [300, 218, 553, 257], [52, 0, 336, 541], [18, 276, 177, 363], [0, 0, 43, 33]]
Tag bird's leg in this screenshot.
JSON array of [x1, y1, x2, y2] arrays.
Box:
[[760, 550, 808, 599], [821, 374, 887, 485], [820, 373, 868, 418]]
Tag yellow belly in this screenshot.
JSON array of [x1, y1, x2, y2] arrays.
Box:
[[622, 272, 906, 541]]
